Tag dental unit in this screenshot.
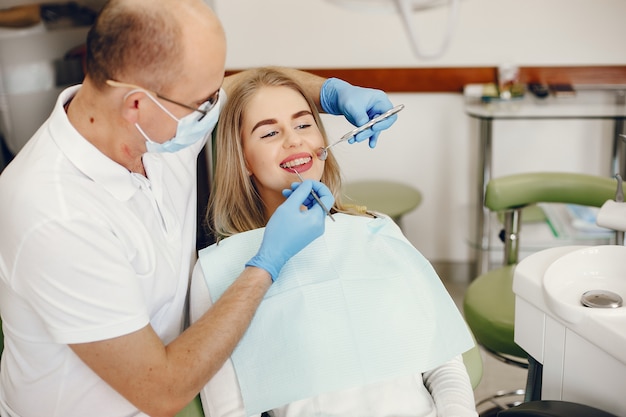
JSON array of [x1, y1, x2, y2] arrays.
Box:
[[512, 174, 626, 416]]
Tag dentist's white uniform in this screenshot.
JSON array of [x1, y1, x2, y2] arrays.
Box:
[[0, 86, 210, 417]]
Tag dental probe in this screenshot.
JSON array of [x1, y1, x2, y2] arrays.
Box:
[[290, 168, 335, 221]]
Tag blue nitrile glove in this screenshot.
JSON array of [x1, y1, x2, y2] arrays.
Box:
[[246, 180, 335, 281], [320, 77, 397, 148], [281, 181, 333, 210]]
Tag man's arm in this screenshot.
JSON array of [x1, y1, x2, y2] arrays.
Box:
[[70, 180, 334, 417], [71, 267, 271, 417]]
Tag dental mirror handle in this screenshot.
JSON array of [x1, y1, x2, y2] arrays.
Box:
[[333, 103, 405, 149], [317, 104, 405, 161]]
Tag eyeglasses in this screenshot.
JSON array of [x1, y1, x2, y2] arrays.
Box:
[[106, 79, 220, 118]]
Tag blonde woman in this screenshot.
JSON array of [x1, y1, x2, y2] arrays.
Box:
[[191, 68, 477, 417]]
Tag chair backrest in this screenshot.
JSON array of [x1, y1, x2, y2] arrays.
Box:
[[484, 172, 617, 265], [485, 172, 616, 211]]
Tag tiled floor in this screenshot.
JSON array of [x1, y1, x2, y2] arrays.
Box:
[[432, 261, 527, 416]]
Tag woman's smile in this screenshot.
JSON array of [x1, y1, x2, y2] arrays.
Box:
[[279, 153, 313, 173]]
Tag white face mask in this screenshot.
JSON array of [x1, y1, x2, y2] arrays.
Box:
[[130, 89, 222, 153]]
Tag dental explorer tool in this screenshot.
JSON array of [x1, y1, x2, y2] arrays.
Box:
[[290, 168, 335, 221], [316, 104, 405, 161]]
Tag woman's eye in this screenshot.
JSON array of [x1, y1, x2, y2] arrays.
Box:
[[260, 131, 278, 139], [296, 124, 311, 130]]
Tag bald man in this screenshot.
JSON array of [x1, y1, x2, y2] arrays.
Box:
[[0, 1, 396, 416]]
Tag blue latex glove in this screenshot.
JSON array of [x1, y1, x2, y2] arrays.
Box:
[[320, 77, 397, 148], [246, 180, 335, 281]]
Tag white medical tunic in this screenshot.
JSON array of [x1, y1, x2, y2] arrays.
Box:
[[0, 86, 208, 417]]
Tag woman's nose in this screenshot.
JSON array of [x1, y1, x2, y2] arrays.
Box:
[[283, 130, 302, 148]]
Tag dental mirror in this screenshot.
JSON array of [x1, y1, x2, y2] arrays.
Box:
[[316, 104, 405, 161]]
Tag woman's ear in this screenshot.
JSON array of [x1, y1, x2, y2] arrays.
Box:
[[243, 159, 252, 176]]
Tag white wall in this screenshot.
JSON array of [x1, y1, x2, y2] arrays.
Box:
[[214, 0, 626, 68], [212, 0, 626, 262]]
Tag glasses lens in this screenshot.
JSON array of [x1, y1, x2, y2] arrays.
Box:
[[206, 90, 220, 110], [196, 90, 220, 121]]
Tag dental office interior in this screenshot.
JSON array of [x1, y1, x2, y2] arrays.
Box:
[[1, 0, 626, 416]]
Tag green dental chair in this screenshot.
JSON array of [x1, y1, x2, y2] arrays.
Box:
[[463, 172, 618, 415]]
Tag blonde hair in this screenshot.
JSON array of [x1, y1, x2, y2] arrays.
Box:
[[207, 67, 369, 241]]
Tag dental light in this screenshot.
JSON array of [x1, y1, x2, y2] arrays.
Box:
[[325, 0, 461, 60]]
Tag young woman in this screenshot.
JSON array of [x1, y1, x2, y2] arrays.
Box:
[[190, 67, 478, 417]]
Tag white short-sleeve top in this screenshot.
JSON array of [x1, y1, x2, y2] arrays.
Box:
[[0, 85, 208, 417]]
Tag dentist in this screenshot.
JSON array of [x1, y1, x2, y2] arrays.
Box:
[[0, 0, 397, 416]]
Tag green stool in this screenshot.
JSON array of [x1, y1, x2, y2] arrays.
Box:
[[342, 180, 422, 226]]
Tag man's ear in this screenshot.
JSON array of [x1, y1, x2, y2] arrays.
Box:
[[120, 91, 146, 124]]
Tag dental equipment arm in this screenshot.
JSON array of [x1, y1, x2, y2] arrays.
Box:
[[596, 173, 626, 245], [246, 180, 335, 281]]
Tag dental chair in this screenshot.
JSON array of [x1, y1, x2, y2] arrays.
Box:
[[463, 172, 618, 416]]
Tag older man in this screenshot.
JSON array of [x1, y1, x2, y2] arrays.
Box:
[[0, 0, 396, 416]]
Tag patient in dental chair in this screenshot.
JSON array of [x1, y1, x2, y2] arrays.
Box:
[[190, 67, 478, 417]]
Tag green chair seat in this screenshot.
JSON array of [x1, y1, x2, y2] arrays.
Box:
[[342, 180, 422, 224], [463, 266, 527, 359]]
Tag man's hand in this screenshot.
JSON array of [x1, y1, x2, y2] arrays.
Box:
[[246, 180, 335, 281]]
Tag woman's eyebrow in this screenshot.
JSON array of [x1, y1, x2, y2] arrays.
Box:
[[292, 110, 312, 119], [250, 110, 313, 134], [251, 119, 277, 135]]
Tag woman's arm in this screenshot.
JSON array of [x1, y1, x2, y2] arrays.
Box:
[[423, 355, 478, 417]]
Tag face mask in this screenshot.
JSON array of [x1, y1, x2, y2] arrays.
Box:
[[130, 89, 221, 153]]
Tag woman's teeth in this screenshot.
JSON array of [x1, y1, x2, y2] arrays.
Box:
[[280, 157, 311, 169]]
